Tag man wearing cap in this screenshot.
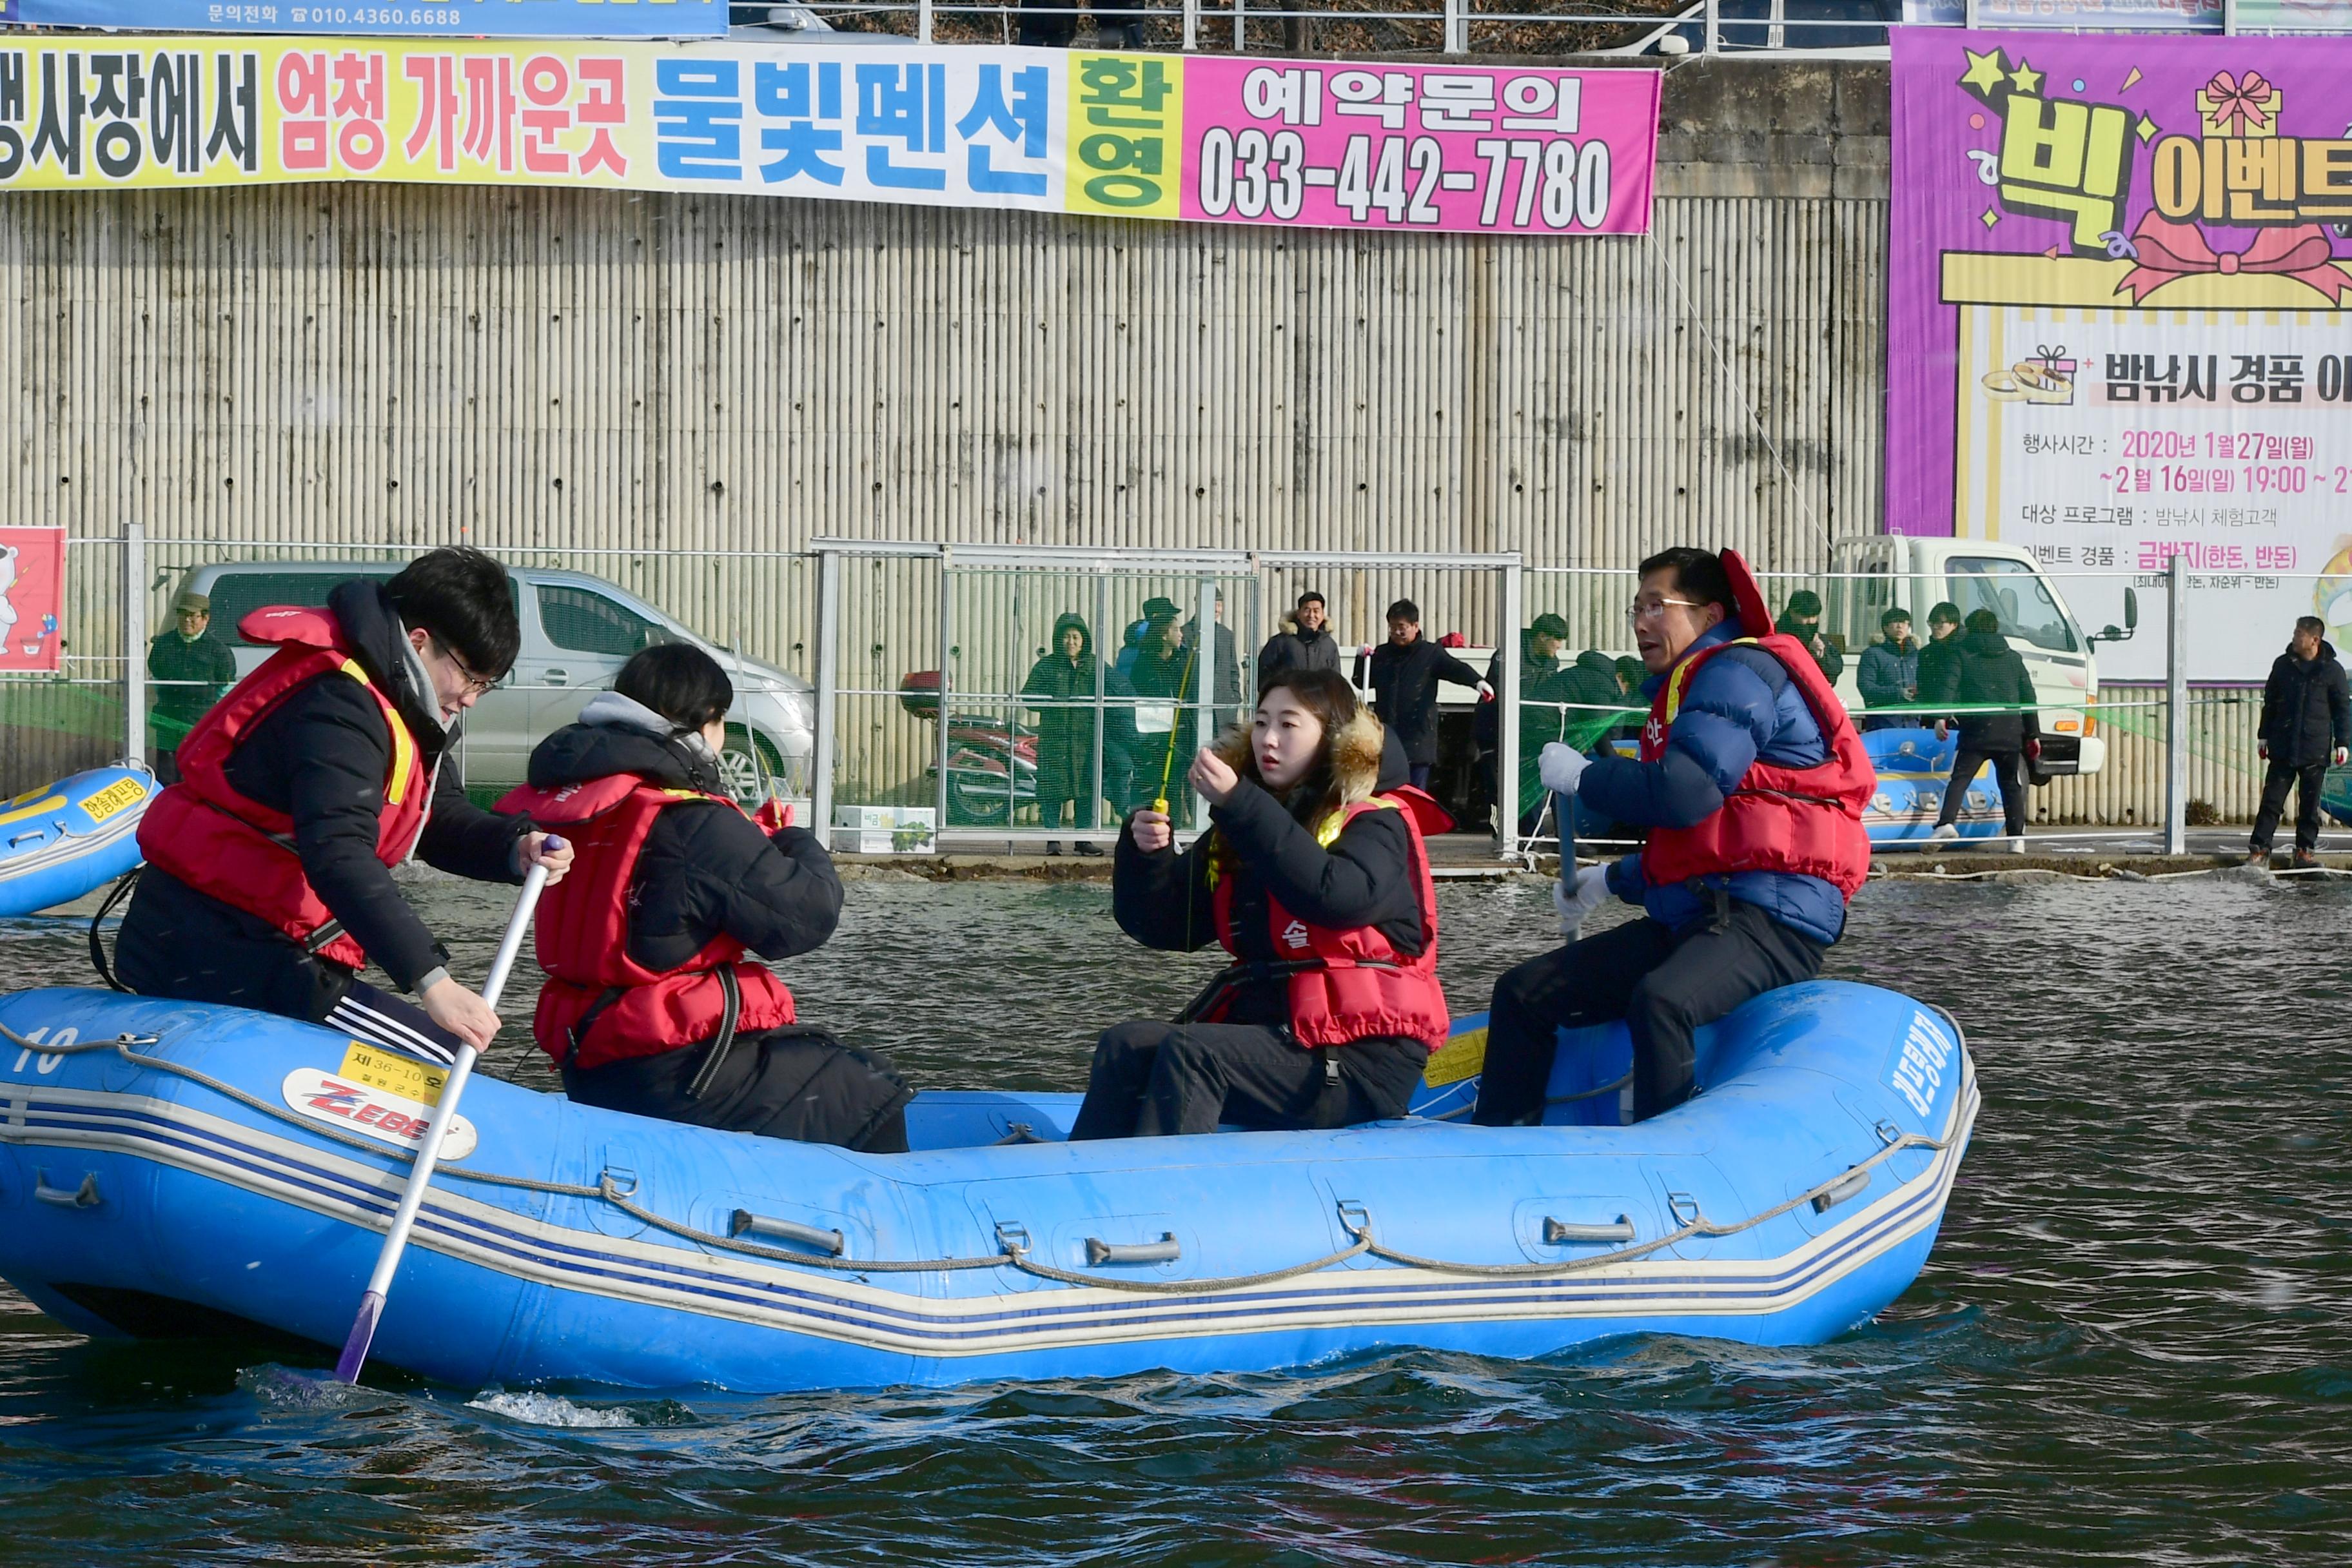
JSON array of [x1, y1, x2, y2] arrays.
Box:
[[146, 591, 240, 784], [1478, 613, 1573, 831], [1473, 547, 1873, 1127], [1127, 598, 1197, 819]]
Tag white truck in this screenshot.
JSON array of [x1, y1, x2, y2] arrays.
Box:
[[1822, 534, 2135, 779]]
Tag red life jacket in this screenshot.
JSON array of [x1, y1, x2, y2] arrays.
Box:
[[1636, 633, 1874, 897], [136, 605, 431, 970], [496, 774, 794, 1072], [1205, 796, 1450, 1051]]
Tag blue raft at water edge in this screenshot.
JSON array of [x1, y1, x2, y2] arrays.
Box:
[[0, 765, 155, 919], [0, 980, 1978, 1393]]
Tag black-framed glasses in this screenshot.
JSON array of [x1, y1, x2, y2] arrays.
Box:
[[433, 636, 499, 697]]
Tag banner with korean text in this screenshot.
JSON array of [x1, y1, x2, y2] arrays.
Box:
[[0, 35, 1658, 237], [1891, 29, 2352, 681]]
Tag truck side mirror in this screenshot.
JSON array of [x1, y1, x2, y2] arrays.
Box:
[[2092, 586, 2139, 648]]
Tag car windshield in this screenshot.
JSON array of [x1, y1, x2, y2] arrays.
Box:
[[1946, 558, 2078, 653]]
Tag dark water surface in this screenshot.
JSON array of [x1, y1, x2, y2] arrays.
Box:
[[1, 870, 2347, 1564]]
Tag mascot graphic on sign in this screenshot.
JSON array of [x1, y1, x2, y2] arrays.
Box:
[[0, 542, 18, 649]]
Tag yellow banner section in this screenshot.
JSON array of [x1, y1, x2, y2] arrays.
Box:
[[1062, 52, 1181, 221]]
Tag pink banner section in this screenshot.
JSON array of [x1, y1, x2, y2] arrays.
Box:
[[1177, 61, 1659, 237]]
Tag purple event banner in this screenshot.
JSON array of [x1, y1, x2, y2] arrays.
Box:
[[1889, 28, 2352, 679]]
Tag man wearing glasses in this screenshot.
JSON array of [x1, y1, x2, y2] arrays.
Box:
[[1472, 547, 1872, 1127], [116, 548, 573, 1066]]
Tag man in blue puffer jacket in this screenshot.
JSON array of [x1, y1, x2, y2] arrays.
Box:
[[1473, 547, 1870, 1125]]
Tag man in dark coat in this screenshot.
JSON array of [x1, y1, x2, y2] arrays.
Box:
[[146, 588, 240, 783], [1358, 597, 1489, 792], [2248, 614, 2351, 868], [1022, 611, 1117, 856], [1855, 607, 1921, 732], [1257, 591, 1340, 690], [1128, 598, 1198, 821], [1926, 609, 2039, 848], [1776, 590, 1844, 683], [1912, 602, 1964, 730], [1475, 614, 1571, 831]]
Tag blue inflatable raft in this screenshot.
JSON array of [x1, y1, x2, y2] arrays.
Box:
[[1861, 728, 2003, 847], [0, 981, 1976, 1393], [0, 765, 153, 919]]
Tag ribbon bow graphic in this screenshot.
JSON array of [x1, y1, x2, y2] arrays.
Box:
[[2118, 212, 2350, 304], [2202, 70, 2275, 138]]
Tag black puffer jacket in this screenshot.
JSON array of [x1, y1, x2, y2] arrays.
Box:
[[117, 578, 532, 1007], [2259, 640, 2351, 768], [1113, 712, 1423, 1028], [526, 696, 842, 973], [1934, 629, 2040, 751]]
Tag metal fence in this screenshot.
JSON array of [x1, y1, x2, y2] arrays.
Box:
[[5, 537, 2308, 861]]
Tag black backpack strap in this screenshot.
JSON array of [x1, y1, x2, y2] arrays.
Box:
[[564, 985, 626, 1068], [685, 966, 745, 1102], [86, 867, 143, 993]]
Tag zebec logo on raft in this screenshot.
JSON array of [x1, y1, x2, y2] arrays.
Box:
[[1885, 1012, 1954, 1119], [280, 1066, 478, 1161]]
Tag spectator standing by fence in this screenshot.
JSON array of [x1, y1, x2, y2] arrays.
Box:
[[1926, 609, 2038, 850], [1776, 591, 1844, 683], [146, 590, 239, 784], [1914, 603, 1963, 729], [2248, 615, 2351, 870], [1259, 591, 1339, 689], [1856, 608, 1920, 731], [1023, 612, 1117, 857], [1358, 598, 1489, 792]]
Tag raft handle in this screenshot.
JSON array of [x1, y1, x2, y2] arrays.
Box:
[[1812, 1169, 1872, 1213], [34, 1171, 101, 1210], [1086, 1233, 1181, 1267], [1543, 1216, 1635, 1245], [729, 1210, 845, 1257]]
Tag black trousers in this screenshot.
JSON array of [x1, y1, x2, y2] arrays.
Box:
[[114, 867, 467, 1064], [565, 1027, 912, 1153], [1069, 1021, 1428, 1139], [2251, 760, 2329, 854], [1471, 903, 1825, 1126], [1936, 746, 2029, 834]]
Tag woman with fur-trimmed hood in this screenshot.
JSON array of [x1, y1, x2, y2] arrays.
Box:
[[1070, 668, 1450, 1140]]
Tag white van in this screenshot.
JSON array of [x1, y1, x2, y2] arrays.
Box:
[[170, 561, 813, 805], [1823, 536, 2133, 778]]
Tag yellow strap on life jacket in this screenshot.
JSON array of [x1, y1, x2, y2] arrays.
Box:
[[337, 657, 417, 807], [1660, 636, 1764, 727], [1313, 794, 1400, 848]]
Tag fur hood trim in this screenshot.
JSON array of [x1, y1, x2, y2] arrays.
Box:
[[1211, 707, 1386, 810]]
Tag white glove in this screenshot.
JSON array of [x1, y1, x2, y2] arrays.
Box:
[[1538, 742, 1589, 798], [2337, 746, 2348, 767], [1554, 862, 1611, 937]]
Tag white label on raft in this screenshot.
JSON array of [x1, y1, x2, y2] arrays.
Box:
[[1885, 1012, 1952, 1120], [280, 1068, 477, 1162]]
